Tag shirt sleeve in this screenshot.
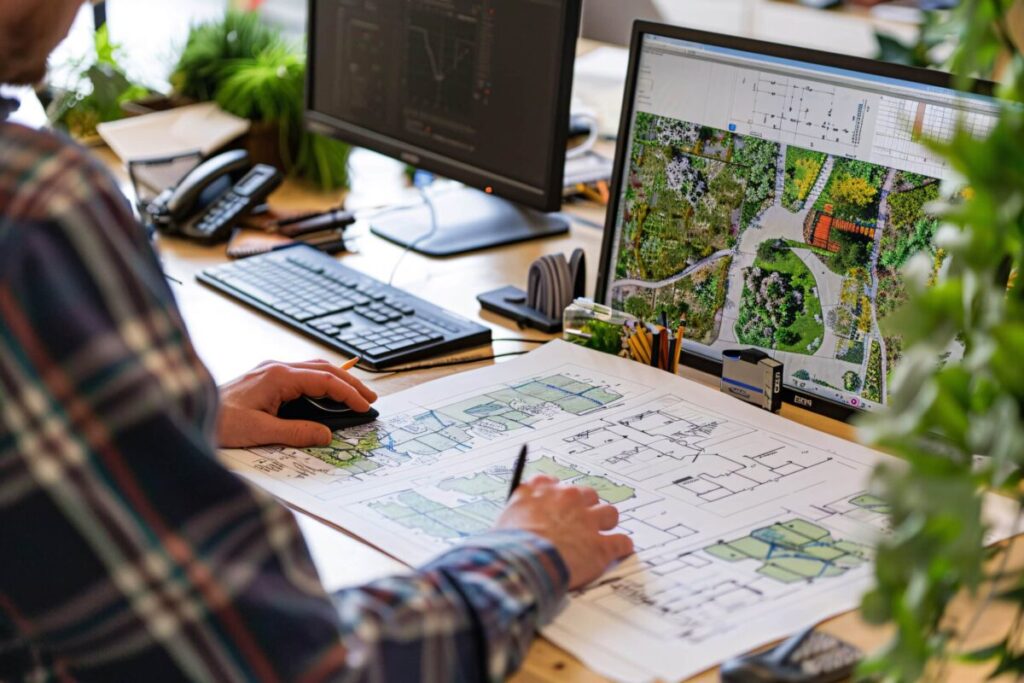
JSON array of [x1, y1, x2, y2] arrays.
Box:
[[0, 131, 568, 683]]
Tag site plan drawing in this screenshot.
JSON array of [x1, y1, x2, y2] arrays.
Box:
[[608, 40, 1000, 414], [608, 109, 944, 411], [220, 341, 1018, 683]]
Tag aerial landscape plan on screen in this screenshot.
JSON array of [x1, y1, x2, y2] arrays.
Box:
[[608, 110, 946, 410], [603, 36, 1004, 411]]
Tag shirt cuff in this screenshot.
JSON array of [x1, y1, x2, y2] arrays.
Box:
[[443, 529, 570, 625]]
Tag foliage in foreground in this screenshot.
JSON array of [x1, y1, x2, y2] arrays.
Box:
[[858, 1, 1024, 680]]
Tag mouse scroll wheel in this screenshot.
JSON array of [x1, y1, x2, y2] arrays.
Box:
[[306, 397, 352, 413]]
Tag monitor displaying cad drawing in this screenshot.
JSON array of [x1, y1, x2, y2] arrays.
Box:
[[598, 26, 1000, 413]]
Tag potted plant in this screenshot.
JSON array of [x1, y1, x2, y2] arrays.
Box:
[[858, 1, 1024, 680], [170, 10, 351, 191], [45, 24, 151, 141]]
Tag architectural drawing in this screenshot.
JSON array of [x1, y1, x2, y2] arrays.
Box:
[[367, 454, 638, 542], [231, 369, 632, 501], [220, 342, 1018, 683]]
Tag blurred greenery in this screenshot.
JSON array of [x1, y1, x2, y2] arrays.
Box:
[[858, 1, 1024, 681], [46, 25, 150, 139], [171, 11, 350, 191]]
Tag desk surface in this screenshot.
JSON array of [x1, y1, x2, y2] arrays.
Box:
[[94, 145, 1018, 682]]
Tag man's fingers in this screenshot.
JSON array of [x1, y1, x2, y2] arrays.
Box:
[[590, 503, 619, 530], [286, 360, 377, 402], [602, 533, 634, 561], [524, 474, 559, 490], [247, 412, 332, 447], [279, 369, 372, 412], [576, 486, 600, 507]]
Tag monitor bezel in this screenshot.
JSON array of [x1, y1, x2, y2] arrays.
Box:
[[303, 0, 583, 213], [595, 21, 998, 421]]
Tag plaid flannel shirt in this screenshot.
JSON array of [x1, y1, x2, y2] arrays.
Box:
[[0, 111, 568, 682]]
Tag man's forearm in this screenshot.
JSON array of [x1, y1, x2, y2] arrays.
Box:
[[324, 530, 568, 682]]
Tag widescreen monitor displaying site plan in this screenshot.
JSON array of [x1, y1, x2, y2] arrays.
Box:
[[599, 25, 1001, 413]]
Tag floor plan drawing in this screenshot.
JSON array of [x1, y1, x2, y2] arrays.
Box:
[[734, 74, 868, 149], [220, 342, 1018, 683], [550, 395, 846, 518], [365, 453, 639, 543], [225, 368, 636, 502]]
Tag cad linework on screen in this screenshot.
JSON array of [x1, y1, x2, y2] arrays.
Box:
[[221, 341, 1017, 683], [604, 37, 1000, 413]]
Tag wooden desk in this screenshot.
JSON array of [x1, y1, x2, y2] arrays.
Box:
[[95, 147, 1017, 682]]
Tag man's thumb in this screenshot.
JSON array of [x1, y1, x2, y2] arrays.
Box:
[[255, 414, 333, 447]]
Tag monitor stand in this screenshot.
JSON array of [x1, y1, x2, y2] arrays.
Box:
[[369, 186, 570, 257]]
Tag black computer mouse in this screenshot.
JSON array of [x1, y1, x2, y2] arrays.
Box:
[[277, 396, 380, 431]]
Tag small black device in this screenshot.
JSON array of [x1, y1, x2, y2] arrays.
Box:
[[277, 397, 380, 431], [146, 150, 282, 244], [720, 626, 862, 683], [197, 244, 493, 368], [304, 0, 583, 256], [721, 349, 784, 413]]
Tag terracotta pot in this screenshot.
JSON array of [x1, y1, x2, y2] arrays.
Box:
[[1009, 0, 1024, 55], [242, 119, 286, 170]]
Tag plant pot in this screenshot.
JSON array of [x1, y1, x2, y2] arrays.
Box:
[[242, 119, 286, 170], [1010, 0, 1024, 54], [120, 93, 194, 117]]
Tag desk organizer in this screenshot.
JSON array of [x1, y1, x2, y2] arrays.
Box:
[[477, 249, 585, 333]]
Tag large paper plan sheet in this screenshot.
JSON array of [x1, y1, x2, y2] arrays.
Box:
[[220, 341, 1017, 683]]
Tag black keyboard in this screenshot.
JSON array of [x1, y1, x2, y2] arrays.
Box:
[[197, 245, 492, 368]]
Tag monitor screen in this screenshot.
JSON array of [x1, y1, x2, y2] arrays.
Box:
[[599, 28, 1001, 412], [306, 0, 580, 211]]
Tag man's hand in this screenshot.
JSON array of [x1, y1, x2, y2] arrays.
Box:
[[495, 475, 634, 589], [217, 360, 377, 448]]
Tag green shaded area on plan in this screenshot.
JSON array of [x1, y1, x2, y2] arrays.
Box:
[[849, 493, 890, 514], [370, 455, 637, 540], [301, 373, 622, 473], [369, 491, 499, 538], [705, 519, 870, 584], [304, 438, 383, 473]]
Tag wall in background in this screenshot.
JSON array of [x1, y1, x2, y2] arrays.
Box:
[[47, 0, 228, 92]]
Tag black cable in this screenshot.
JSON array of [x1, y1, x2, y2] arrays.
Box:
[[489, 338, 549, 344], [355, 350, 531, 375]]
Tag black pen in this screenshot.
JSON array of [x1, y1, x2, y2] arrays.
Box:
[[506, 444, 529, 501]]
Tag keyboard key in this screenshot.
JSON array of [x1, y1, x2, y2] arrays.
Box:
[[200, 247, 491, 368], [357, 287, 387, 301]]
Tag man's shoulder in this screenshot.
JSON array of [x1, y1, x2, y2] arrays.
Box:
[[0, 121, 120, 223]]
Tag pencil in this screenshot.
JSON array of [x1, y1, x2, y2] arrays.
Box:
[[506, 444, 529, 501], [341, 357, 360, 371]]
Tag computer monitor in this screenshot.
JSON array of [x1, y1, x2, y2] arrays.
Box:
[[596, 22, 1001, 419], [305, 0, 582, 256]]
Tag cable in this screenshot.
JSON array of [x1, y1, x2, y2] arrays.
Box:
[[355, 350, 531, 375], [490, 338, 549, 344], [387, 185, 439, 286]]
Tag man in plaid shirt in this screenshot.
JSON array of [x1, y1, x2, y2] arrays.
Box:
[[0, 2, 633, 681]]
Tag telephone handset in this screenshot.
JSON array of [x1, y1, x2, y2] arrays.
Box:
[[146, 149, 282, 244]]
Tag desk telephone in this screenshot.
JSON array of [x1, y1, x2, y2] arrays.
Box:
[[145, 149, 282, 244]]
